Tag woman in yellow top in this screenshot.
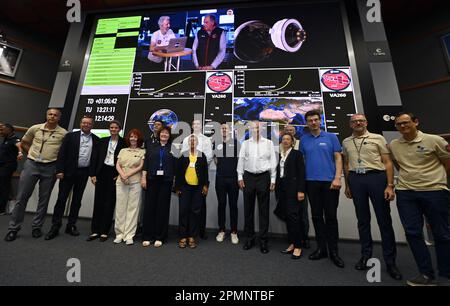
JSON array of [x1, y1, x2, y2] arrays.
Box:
[[114, 129, 145, 245], [175, 135, 209, 249]]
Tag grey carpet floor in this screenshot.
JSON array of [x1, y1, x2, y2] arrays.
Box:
[[0, 214, 422, 286]]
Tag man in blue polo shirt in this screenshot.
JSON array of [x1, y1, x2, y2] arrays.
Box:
[[300, 110, 344, 268]]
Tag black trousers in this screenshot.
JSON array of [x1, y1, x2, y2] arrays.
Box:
[[51, 167, 89, 228], [396, 190, 450, 278], [243, 171, 270, 242], [215, 176, 239, 232], [348, 171, 397, 265], [178, 185, 203, 239], [278, 178, 305, 248], [142, 178, 172, 242], [199, 194, 207, 236], [300, 196, 310, 240], [306, 181, 340, 252], [0, 163, 16, 212], [91, 165, 117, 235]]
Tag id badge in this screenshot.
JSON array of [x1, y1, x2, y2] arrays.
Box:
[[157, 170, 164, 176], [355, 167, 367, 174], [189, 162, 196, 168]]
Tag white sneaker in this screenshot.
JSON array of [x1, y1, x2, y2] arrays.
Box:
[[216, 231, 225, 242], [113, 237, 123, 244], [142, 241, 151, 247], [231, 233, 239, 245], [154, 240, 163, 248], [125, 239, 134, 245]]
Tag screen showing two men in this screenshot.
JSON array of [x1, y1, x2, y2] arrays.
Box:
[[74, 2, 358, 141]]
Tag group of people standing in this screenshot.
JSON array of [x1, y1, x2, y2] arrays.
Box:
[[1, 108, 449, 286]]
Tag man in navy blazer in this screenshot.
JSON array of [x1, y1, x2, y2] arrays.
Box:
[[45, 116, 99, 240]]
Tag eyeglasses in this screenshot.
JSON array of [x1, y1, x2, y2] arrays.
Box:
[[395, 121, 412, 127]]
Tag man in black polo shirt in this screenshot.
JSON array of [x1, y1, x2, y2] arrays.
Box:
[[214, 122, 239, 244], [0, 124, 21, 215], [192, 14, 226, 70]]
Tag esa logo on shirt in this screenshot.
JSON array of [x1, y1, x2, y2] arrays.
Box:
[[416, 146, 430, 154]]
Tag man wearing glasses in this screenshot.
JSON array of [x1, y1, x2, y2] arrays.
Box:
[[342, 114, 402, 280], [390, 112, 450, 286]]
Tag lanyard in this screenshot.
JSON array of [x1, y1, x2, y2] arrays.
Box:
[[39, 130, 55, 154], [159, 147, 165, 169], [352, 136, 368, 164]]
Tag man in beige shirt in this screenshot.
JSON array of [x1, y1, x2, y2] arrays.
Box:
[[390, 112, 450, 286], [342, 114, 401, 280], [5, 108, 67, 242]]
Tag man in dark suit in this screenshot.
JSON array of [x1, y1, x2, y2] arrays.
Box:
[[45, 116, 99, 240]]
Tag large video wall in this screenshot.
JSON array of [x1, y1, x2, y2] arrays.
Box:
[[73, 1, 358, 140]]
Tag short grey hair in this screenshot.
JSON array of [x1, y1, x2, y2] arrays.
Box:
[[158, 16, 170, 27], [205, 14, 217, 26]]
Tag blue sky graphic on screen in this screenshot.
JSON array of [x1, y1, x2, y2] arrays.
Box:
[[148, 109, 178, 132]]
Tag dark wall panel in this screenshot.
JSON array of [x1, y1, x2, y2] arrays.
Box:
[[0, 20, 62, 128]]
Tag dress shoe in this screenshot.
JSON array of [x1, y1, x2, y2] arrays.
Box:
[[32, 228, 42, 238], [387, 264, 403, 280], [291, 249, 303, 260], [5, 231, 17, 242], [178, 238, 187, 249], [330, 252, 345, 268], [355, 256, 370, 271], [45, 228, 60, 241], [65, 225, 80, 236], [99, 235, 108, 242], [406, 274, 437, 287], [216, 231, 225, 242], [302, 239, 311, 249], [231, 233, 239, 245], [86, 234, 99, 241], [260, 241, 269, 254], [308, 249, 328, 260], [243, 239, 255, 250], [188, 237, 197, 249], [281, 248, 294, 254]]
